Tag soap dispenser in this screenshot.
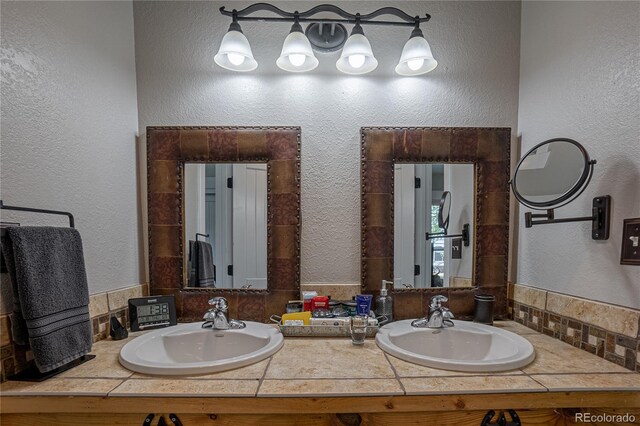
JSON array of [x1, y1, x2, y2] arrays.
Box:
[[375, 280, 394, 325]]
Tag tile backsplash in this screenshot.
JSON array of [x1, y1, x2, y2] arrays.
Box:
[[300, 283, 360, 301], [3, 281, 637, 380], [0, 283, 148, 382], [510, 283, 640, 372]]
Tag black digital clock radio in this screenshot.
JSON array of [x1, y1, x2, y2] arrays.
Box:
[[128, 295, 177, 331]]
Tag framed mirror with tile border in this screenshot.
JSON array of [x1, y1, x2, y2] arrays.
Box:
[[147, 126, 301, 322], [361, 127, 511, 319]]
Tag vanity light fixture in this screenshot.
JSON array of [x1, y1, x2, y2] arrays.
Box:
[[214, 14, 258, 72], [335, 20, 378, 75], [216, 4, 436, 76], [395, 24, 438, 76], [276, 16, 319, 72]]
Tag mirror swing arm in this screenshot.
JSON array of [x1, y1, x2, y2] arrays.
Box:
[[523, 196, 611, 239], [426, 190, 470, 246], [425, 224, 470, 247]]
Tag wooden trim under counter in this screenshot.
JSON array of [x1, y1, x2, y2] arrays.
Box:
[[1, 394, 640, 426], [2, 411, 640, 426], [2, 392, 640, 414]]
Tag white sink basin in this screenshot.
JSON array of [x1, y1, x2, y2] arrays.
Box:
[[376, 320, 535, 372], [119, 322, 283, 375]]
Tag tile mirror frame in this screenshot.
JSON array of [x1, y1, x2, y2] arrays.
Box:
[[361, 127, 511, 319], [147, 126, 301, 322]]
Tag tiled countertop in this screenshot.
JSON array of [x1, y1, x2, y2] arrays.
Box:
[[1, 321, 638, 399]]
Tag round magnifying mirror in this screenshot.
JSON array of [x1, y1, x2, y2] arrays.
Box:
[[512, 138, 593, 209], [438, 191, 452, 231]]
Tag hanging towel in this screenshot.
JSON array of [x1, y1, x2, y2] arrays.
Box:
[[2, 227, 92, 373], [188, 240, 197, 287], [189, 240, 216, 288], [1, 235, 28, 345]]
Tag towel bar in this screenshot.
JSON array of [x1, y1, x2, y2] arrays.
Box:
[[0, 199, 75, 238], [0, 200, 75, 273]]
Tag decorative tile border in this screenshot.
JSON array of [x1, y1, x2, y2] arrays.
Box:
[[0, 284, 146, 382], [546, 292, 638, 338], [510, 283, 640, 372]]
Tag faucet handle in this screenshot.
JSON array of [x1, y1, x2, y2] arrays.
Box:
[[430, 295, 448, 309], [202, 310, 216, 322], [442, 308, 454, 320], [208, 297, 228, 312]]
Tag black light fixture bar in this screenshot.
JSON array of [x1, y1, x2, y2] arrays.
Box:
[[220, 3, 430, 27]]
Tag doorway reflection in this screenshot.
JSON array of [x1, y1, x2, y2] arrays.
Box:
[[184, 163, 267, 289], [394, 164, 474, 288]]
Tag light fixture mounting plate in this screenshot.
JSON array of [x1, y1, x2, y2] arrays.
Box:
[[305, 23, 347, 53]]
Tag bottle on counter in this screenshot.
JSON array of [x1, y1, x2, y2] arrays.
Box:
[[375, 280, 394, 325]]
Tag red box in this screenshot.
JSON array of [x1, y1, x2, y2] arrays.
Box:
[[311, 296, 329, 311]]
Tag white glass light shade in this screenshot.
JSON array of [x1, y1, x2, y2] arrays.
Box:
[[336, 34, 378, 75], [276, 31, 319, 72], [214, 30, 258, 72], [395, 35, 437, 76]]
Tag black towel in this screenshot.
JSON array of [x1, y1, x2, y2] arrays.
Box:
[[2, 227, 92, 373], [189, 240, 215, 288]]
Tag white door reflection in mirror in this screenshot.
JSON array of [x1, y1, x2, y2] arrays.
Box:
[[394, 164, 418, 289], [184, 163, 267, 289], [394, 164, 474, 289], [232, 164, 267, 289]]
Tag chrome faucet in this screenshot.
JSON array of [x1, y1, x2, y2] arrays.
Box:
[[411, 295, 454, 329], [202, 297, 246, 330]]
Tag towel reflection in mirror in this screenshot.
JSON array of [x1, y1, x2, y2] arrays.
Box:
[[188, 238, 215, 288]]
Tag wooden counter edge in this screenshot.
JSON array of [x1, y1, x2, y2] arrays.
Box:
[[1, 391, 639, 414]]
